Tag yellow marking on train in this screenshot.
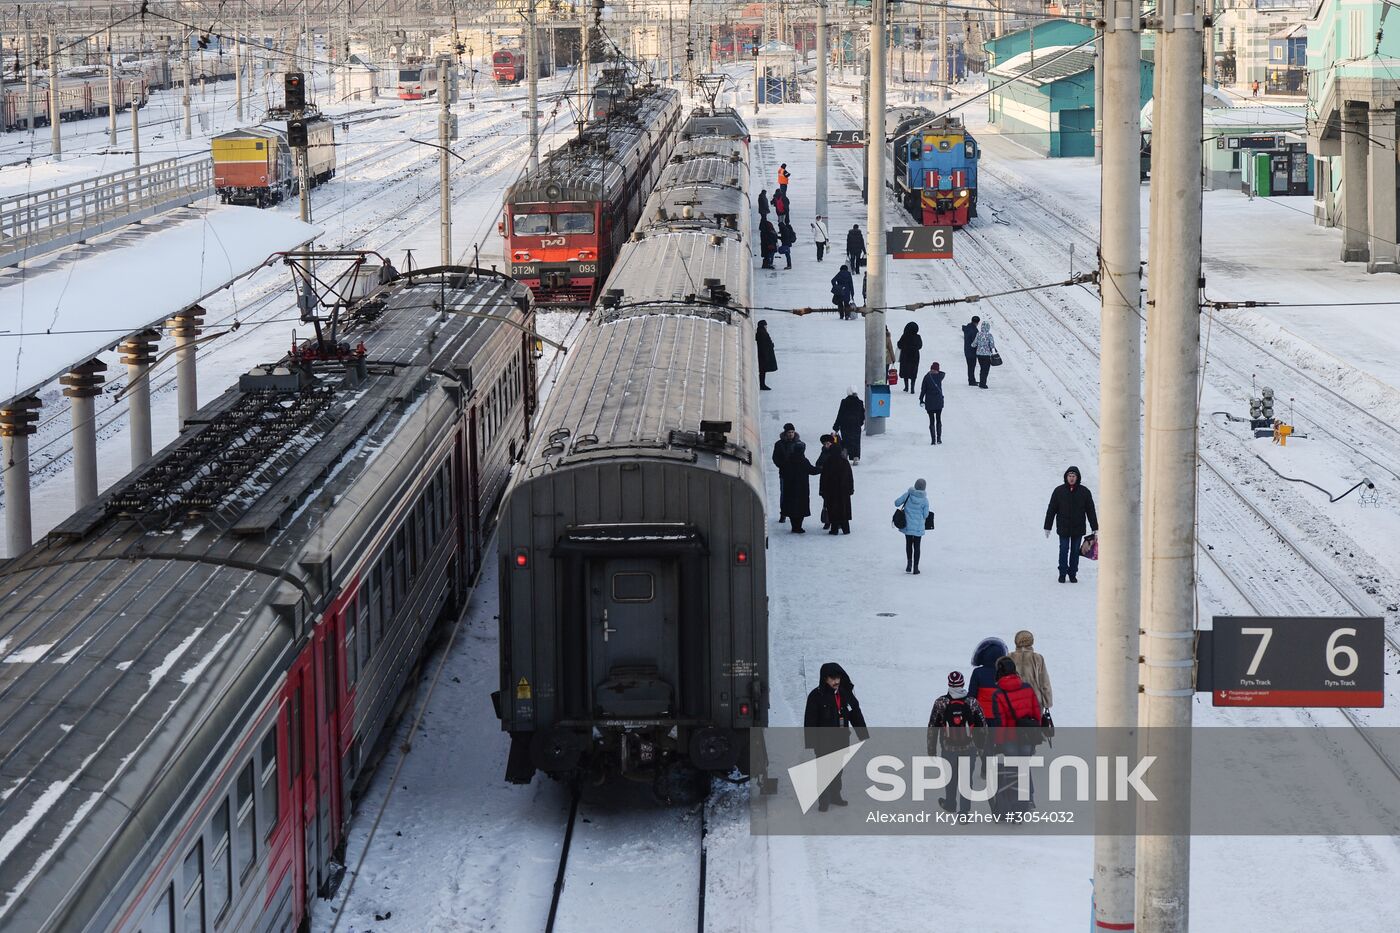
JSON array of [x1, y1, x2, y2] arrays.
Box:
[[516, 677, 532, 700]]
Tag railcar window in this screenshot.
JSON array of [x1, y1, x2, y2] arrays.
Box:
[[408, 513, 419, 578], [236, 762, 256, 879], [357, 590, 370, 672], [260, 729, 278, 841], [378, 557, 392, 631], [419, 498, 430, 556], [395, 536, 408, 607], [182, 840, 205, 933], [557, 212, 595, 234], [345, 604, 358, 687], [512, 213, 552, 235], [612, 572, 655, 602], [209, 801, 232, 920], [142, 884, 174, 933]]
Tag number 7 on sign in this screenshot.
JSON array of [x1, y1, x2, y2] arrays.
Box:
[[1241, 627, 1273, 676]]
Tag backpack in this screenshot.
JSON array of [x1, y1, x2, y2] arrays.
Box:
[[935, 696, 976, 748]]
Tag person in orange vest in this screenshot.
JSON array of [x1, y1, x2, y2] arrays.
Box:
[[777, 163, 790, 190], [1251, 79, 1260, 97]]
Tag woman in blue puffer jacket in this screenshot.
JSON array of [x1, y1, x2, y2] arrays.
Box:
[[895, 478, 931, 574]]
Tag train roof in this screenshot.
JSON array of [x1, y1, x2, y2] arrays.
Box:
[[0, 268, 529, 931], [504, 86, 681, 205]]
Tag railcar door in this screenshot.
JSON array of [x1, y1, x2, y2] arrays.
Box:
[[587, 558, 680, 718], [288, 653, 323, 918]]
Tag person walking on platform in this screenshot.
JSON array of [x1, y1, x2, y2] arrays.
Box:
[[894, 478, 931, 574], [759, 219, 779, 270], [973, 319, 997, 388], [928, 671, 986, 814], [803, 662, 868, 812], [778, 219, 797, 269], [831, 265, 855, 320], [756, 319, 778, 389], [987, 656, 1043, 814], [961, 315, 981, 386], [1043, 465, 1098, 583], [846, 224, 866, 273], [777, 162, 791, 190], [758, 188, 770, 219], [772, 422, 798, 522], [918, 362, 945, 444], [811, 215, 829, 262], [1008, 630, 1053, 712], [815, 435, 837, 528], [776, 430, 818, 533], [896, 321, 923, 393], [772, 188, 790, 224], [819, 437, 854, 535], [969, 636, 1009, 723], [833, 388, 865, 464]]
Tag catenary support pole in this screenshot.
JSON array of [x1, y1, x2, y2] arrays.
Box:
[[61, 360, 107, 510], [815, 0, 828, 219], [48, 23, 61, 159], [107, 27, 118, 147], [1, 398, 40, 558], [864, 0, 887, 437], [131, 73, 141, 166], [1135, 0, 1202, 928], [235, 25, 244, 122], [439, 55, 452, 265], [1094, 27, 1104, 164], [167, 306, 205, 428], [753, 47, 760, 114], [938, 0, 948, 101], [1093, 0, 1143, 927], [182, 38, 191, 138], [120, 330, 158, 469], [527, 0, 539, 172]]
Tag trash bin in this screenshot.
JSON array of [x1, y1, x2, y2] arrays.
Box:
[[867, 384, 891, 419]]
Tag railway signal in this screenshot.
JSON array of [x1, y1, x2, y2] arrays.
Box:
[[284, 70, 306, 110]]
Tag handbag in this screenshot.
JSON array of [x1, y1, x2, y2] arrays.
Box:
[[924, 511, 935, 531], [892, 507, 907, 530], [1080, 534, 1099, 560], [1040, 710, 1055, 747], [989, 352, 1003, 367]]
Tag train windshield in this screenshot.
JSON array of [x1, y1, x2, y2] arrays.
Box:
[[556, 212, 594, 234], [513, 213, 553, 235], [399, 69, 422, 82]]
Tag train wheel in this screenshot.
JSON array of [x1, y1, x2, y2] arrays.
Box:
[[688, 727, 740, 772], [653, 762, 712, 806]]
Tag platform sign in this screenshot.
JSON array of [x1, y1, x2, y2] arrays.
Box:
[[1209, 616, 1384, 708], [886, 226, 953, 260], [827, 129, 867, 148]]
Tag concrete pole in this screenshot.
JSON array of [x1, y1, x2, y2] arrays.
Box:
[[527, 0, 539, 172], [25, 20, 34, 134], [1093, 0, 1143, 927], [48, 23, 61, 160], [753, 48, 760, 114], [439, 56, 452, 266], [167, 307, 204, 428], [297, 143, 311, 223], [1, 398, 40, 558], [580, 7, 590, 119], [61, 360, 107, 510], [1135, 3, 1202, 930], [938, 0, 948, 101], [182, 39, 192, 139], [816, 0, 828, 219], [131, 74, 140, 166], [235, 26, 244, 123], [864, 0, 887, 438], [120, 330, 158, 468], [107, 27, 118, 148], [1094, 28, 1104, 164]]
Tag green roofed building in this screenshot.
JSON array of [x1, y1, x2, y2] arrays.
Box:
[[983, 19, 1095, 67]]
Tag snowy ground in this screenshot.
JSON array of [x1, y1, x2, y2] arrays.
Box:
[[311, 79, 1400, 933]]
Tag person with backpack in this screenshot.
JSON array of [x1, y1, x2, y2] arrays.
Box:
[[927, 671, 986, 814], [1044, 465, 1099, 583], [894, 478, 931, 574], [831, 265, 855, 320], [846, 224, 865, 273], [1008, 630, 1052, 711], [772, 188, 791, 223], [803, 662, 869, 812], [777, 218, 797, 269], [987, 656, 1044, 814]]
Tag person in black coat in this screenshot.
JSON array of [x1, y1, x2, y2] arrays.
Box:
[[759, 219, 779, 270], [757, 188, 770, 219], [846, 224, 865, 273], [778, 219, 797, 269], [819, 439, 854, 534], [831, 265, 855, 319], [772, 188, 790, 223], [776, 431, 817, 532], [803, 662, 869, 811], [918, 362, 945, 444], [896, 321, 923, 393], [961, 315, 981, 387], [832, 388, 865, 464], [1044, 465, 1099, 583], [756, 320, 777, 389], [772, 422, 798, 522]]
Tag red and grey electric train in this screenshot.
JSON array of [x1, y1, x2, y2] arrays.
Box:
[[502, 83, 683, 305], [0, 264, 536, 933], [491, 49, 525, 84]]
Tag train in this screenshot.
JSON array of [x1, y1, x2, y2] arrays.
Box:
[[2, 69, 148, 131], [212, 118, 336, 207], [396, 61, 439, 100], [502, 83, 683, 305], [495, 107, 766, 805], [492, 49, 525, 84], [891, 110, 980, 227], [0, 262, 537, 933]]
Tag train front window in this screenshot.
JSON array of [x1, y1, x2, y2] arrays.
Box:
[[513, 213, 553, 235], [399, 69, 421, 82], [612, 572, 655, 602], [557, 212, 594, 234]]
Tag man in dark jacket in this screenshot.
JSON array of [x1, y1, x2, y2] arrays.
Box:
[[803, 662, 869, 811], [777, 219, 797, 269], [776, 430, 817, 532], [1043, 465, 1099, 583], [831, 265, 855, 319], [756, 320, 777, 389], [818, 439, 854, 534], [961, 315, 981, 386], [846, 224, 865, 273], [832, 388, 865, 464], [771, 422, 798, 522], [759, 219, 779, 269], [757, 188, 770, 218], [987, 656, 1043, 813], [896, 322, 922, 393], [918, 362, 945, 444], [772, 188, 790, 223]]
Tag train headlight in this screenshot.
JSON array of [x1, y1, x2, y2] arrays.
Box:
[[512, 250, 531, 262], [577, 248, 597, 261], [958, 189, 969, 198]]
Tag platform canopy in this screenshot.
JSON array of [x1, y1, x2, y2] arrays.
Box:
[[0, 207, 320, 407]]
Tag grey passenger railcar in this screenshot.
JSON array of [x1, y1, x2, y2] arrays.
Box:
[[495, 109, 763, 802], [0, 266, 535, 933]]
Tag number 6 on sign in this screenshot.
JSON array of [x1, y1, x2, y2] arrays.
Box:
[[1326, 627, 1359, 677]]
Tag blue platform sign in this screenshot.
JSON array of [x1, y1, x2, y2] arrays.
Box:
[[867, 384, 891, 419]]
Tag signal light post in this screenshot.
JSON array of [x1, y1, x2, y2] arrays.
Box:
[[285, 72, 312, 224]]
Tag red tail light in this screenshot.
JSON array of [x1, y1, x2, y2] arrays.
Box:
[[739, 702, 751, 716], [514, 549, 528, 568], [735, 547, 749, 565]]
